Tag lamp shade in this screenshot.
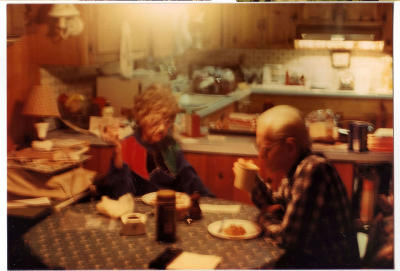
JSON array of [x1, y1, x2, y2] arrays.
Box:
[[22, 85, 60, 117], [49, 4, 80, 18]]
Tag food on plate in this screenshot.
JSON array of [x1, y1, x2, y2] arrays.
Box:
[[223, 224, 246, 236]]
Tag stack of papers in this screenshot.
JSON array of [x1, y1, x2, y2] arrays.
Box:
[[166, 252, 222, 270], [7, 196, 52, 209], [368, 128, 393, 152]]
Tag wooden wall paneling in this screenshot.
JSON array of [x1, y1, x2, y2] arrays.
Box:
[[7, 37, 40, 151]]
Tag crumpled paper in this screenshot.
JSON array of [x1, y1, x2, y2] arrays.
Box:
[[96, 193, 135, 219]]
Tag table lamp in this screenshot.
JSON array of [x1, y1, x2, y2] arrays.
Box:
[[22, 85, 60, 150]]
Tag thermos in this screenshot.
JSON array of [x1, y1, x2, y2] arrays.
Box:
[[156, 190, 176, 243], [348, 121, 369, 152]]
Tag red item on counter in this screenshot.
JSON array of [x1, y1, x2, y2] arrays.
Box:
[[183, 113, 202, 137]]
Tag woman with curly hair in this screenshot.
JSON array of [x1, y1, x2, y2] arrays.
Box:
[[97, 84, 213, 199]]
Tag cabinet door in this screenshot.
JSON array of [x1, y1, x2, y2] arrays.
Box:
[[185, 153, 234, 200], [222, 5, 265, 49], [185, 152, 255, 204], [299, 3, 335, 22], [263, 4, 298, 49], [343, 4, 379, 22], [379, 4, 393, 53], [333, 163, 354, 201], [187, 4, 222, 51], [146, 4, 182, 58], [87, 4, 150, 65], [84, 146, 114, 175]]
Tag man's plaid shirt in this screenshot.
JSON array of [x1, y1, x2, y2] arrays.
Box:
[[252, 153, 360, 268]]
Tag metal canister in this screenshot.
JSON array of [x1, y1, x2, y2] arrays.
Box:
[[358, 122, 369, 152], [156, 190, 176, 243], [348, 121, 369, 152], [348, 122, 355, 151]]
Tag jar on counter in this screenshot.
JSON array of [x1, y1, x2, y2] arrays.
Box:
[[156, 190, 176, 243]]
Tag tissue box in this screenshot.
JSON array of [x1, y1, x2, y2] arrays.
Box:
[[120, 213, 147, 236]]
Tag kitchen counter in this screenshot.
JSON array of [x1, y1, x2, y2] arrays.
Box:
[[187, 84, 392, 120], [177, 133, 393, 164], [48, 129, 393, 164], [194, 89, 251, 118], [250, 84, 393, 100]]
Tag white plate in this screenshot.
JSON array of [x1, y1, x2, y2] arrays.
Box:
[[141, 192, 191, 209], [208, 219, 262, 240]]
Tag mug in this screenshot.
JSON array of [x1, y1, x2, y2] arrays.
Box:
[[233, 159, 259, 193]]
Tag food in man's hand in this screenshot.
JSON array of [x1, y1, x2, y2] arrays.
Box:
[[223, 224, 246, 236]]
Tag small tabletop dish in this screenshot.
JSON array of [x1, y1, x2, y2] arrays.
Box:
[[208, 219, 262, 240]]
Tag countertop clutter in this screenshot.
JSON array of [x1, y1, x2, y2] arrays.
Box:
[[177, 134, 393, 164]]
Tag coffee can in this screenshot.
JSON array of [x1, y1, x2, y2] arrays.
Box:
[[156, 190, 176, 243]]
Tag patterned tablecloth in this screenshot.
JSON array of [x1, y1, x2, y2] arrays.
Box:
[[23, 197, 283, 269]]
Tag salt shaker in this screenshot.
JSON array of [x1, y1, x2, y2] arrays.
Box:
[[156, 190, 176, 243]]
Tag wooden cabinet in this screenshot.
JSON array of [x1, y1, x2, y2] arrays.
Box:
[[222, 5, 265, 49], [222, 4, 298, 49], [86, 4, 151, 65], [379, 4, 393, 53], [87, 4, 221, 64], [84, 145, 114, 175], [187, 4, 222, 51], [185, 152, 254, 204], [299, 3, 383, 23], [186, 151, 357, 205], [333, 162, 354, 201]]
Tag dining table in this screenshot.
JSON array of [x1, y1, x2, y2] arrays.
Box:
[[21, 196, 284, 269]]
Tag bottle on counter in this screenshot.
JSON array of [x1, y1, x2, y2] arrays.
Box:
[[156, 190, 176, 243]]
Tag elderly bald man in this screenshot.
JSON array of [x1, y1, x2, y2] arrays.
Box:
[[243, 105, 360, 268]]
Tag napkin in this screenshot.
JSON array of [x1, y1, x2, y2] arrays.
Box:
[[200, 204, 241, 214], [166, 252, 222, 270], [96, 193, 135, 218]]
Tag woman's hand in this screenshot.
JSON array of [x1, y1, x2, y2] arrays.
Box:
[[101, 125, 123, 168], [101, 125, 121, 148]]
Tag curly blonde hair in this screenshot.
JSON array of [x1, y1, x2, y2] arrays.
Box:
[[132, 84, 181, 127]]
